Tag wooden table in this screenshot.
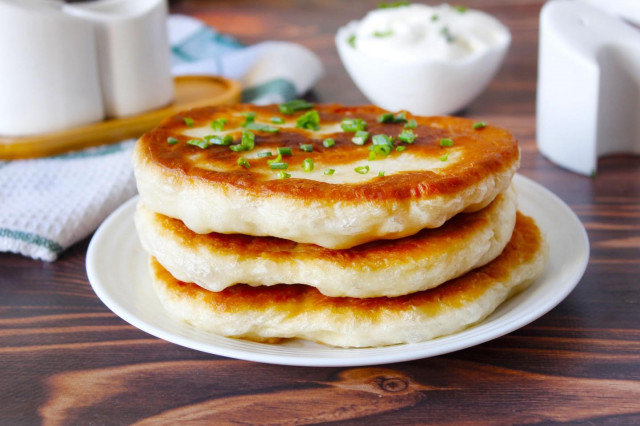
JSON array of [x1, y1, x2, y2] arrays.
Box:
[[2, 1, 639, 424]]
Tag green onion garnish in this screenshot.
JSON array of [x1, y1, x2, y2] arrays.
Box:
[[354, 165, 370, 174], [277, 147, 292, 156], [229, 131, 255, 152], [374, 29, 394, 37], [187, 139, 208, 149], [431, 14, 439, 21], [348, 34, 356, 47], [393, 112, 408, 123], [377, 113, 394, 123], [404, 119, 417, 129], [473, 121, 487, 130], [303, 158, 314, 172], [378, 171, 385, 177], [210, 118, 227, 131], [269, 162, 289, 170], [440, 26, 455, 43], [257, 151, 273, 158], [368, 151, 377, 161], [373, 144, 392, 156], [378, 0, 410, 8], [278, 170, 291, 179], [241, 111, 256, 123], [167, 137, 179, 145], [296, 110, 320, 130], [440, 138, 454, 147], [279, 99, 313, 115], [341, 118, 367, 132], [271, 116, 285, 124], [237, 157, 250, 169], [396, 145, 407, 152], [267, 153, 283, 164], [183, 117, 194, 127], [324, 168, 335, 175], [244, 122, 280, 133], [323, 138, 335, 148], [352, 130, 370, 145], [454, 5, 468, 13], [299, 144, 313, 152], [398, 130, 416, 143], [372, 134, 394, 146], [205, 134, 234, 146], [440, 153, 449, 161]]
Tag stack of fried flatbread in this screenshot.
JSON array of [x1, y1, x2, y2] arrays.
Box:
[[133, 103, 547, 348]]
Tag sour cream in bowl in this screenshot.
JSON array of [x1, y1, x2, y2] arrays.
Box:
[[336, 3, 511, 115]]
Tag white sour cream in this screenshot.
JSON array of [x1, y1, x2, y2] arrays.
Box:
[[353, 3, 509, 62]]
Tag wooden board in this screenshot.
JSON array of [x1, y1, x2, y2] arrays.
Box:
[[0, 75, 242, 160]]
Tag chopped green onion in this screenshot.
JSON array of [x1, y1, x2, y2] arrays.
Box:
[[372, 134, 394, 146], [296, 110, 320, 130], [352, 130, 370, 145], [373, 144, 392, 156], [454, 5, 468, 13], [183, 117, 194, 127], [348, 34, 356, 47], [187, 139, 208, 149], [368, 151, 377, 161], [205, 134, 233, 146], [354, 165, 370, 174], [341, 118, 367, 132], [431, 14, 439, 21], [210, 118, 227, 131], [393, 112, 408, 123], [378, 171, 385, 177], [377, 113, 394, 123], [396, 145, 407, 152], [398, 130, 416, 143], [302, 158, 314, 172], [277, 147, 292, 156], [323, 138, 335, 148], [299, 144, 313, 152], [267, 153, 283, 164], [440, 26, 455, 43], [440, 138, 454, 147], [237, 157, 250, 169], [278, 170, 291, 179], [269, 162, 289, 170], [167, 137, 179, 145], [373, 29, 394, 37], [229, 131, 255, 152], [245, 122, 280, 133], [271, 116, 285, 124], [324, 168, 335, 175], [404, 119, 417, 129], [241, 111, 256, 122], [257, 151, 273, 158], [440, 153, 449, 161], [378, 0, 410, 8], [279, 99, 313, 115], [473, 121, 487, 130]]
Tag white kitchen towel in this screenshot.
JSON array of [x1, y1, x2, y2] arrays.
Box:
[[0, 14, 324, 261]]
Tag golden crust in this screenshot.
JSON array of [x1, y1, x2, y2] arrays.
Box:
[[133, 104, 520, 248], [149, 212, 548, 347], [136, 185, 517, 297]]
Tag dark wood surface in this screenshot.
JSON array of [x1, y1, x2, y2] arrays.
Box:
[[2, 1, 640, 424]]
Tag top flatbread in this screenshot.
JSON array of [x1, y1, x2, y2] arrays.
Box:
[[133, 103, 519, 249]]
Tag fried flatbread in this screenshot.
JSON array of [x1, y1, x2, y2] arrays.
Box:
[[136, 185, 517, 298], [133, 104, 519, 249], [148, 212, 547, 348]]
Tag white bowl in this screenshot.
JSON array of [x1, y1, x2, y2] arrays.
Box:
[[335, 7, 511, 115]]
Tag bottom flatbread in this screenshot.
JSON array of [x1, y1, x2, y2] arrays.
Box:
[[148, 212, 548, 348]]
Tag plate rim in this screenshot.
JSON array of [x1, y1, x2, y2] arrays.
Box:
[[86, 173, 590, 367]]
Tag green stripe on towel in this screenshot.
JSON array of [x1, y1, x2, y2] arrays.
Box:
[[0, 228, 63, 254]]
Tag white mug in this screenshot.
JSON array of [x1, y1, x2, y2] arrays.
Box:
[[0, 0, 105, 137], [64, 0, 174, 118]]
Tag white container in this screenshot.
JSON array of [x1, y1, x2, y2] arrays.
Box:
[[0, 0, 105, 137], [536, 0, 640, 176], [335, 4, 511, 116], [64, 0, 173, 118]]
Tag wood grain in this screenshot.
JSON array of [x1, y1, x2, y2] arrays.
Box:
[[2, 1, 640, 424]]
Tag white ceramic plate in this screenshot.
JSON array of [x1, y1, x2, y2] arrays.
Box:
[[86, 174, 589, 367]]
